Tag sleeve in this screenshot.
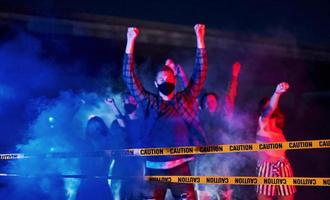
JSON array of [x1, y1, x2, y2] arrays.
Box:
[[183, 48, 208, 99], [122, 53, 149, 103]]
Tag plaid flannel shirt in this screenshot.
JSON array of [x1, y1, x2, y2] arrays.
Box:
[[123, 48, 208, 148]]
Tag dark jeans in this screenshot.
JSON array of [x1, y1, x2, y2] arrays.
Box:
[[112, 157, 145, 199], [143, 162, 196, 200]]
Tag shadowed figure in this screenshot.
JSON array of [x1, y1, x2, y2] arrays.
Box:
[[106, 92, 145, 200], [76, 116, 113, 200], [196, 62, 241, 200]]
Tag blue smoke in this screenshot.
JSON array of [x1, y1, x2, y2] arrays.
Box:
[[0, 30, 59, 97], [5, 91, 118, 200], [0, 27, 120, 200]]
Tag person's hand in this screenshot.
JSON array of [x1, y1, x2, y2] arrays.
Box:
[[127, 27, 139, 41], [165, 58, 185, 77], [125, 27, 139, 54], [105, 97, 115, 106], [232, 62, 241, 77], [194, 24, 205, 48], [275, 82, 290, 94], [165, 59, 177, 76], [194, 24, 205, 39]]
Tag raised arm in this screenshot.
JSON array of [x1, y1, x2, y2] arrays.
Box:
[[262, 82, 289, 119], [224, 62, 241, 118], [105, 98, 125, 128], [185, 24, 208, 99], [165, 59, 188, 90], [176, 64, 188, 88], [122, 27, 148, 102]]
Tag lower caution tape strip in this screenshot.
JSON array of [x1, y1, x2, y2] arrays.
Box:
[[145, 176, 330, 187], [1, 139, 330, 160], [1, 173, 329, 186]]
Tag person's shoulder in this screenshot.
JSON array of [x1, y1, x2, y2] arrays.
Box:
[[110, 118, 119, 124], [110, 119, 122, 129]]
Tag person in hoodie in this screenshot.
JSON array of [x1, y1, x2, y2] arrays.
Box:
[[122, 24, 207, 200]]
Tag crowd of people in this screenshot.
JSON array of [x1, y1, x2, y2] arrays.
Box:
[[77, 24, 295, 200]]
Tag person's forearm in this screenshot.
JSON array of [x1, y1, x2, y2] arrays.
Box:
[[122, 54, 146, 102], [180, 74, 188, 88], [108, 102, 122, 118], [224, 75, 238, 117], [263, 92, 281, 118], [186, 48, 208, 99], [177, 65, 188, 88], [106, 99, 125, 127], [122, 27, 147, 102], [125, 39, 136, 54], [196, 36, 205, 49], [269, 92, 281, 110]]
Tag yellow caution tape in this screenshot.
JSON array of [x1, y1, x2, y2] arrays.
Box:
[[145, 176, 330, 187], [0, 172, 329, 186], [126, 139, 330, 156], [1, 139, 330, 160]]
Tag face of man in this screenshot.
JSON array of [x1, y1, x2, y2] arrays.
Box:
[[205, 94, 218, 113], [155, 69, 176, 100]]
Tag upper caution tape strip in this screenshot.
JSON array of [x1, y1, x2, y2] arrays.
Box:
[[126, 139, 330, 156], [145, 176, 330, 187], [1, 139, 330, 160]]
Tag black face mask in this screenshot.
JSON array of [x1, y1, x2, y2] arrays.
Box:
[[124, 103, 137, 114], [157, 82, 175, 96]]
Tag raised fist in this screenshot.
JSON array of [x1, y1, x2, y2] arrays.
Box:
[[165, 59, 176, 75], [232, 61, 241, 77], [105, 97, 115, 105], [127, 27, 139, 41], [194, 24, 205, 38], [275, 82, 290, 94]]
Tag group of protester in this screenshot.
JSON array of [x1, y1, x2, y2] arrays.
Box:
[[77, 24, 295, 200]]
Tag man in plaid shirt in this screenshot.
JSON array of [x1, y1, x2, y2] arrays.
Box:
[[122, 24, 207, 200]]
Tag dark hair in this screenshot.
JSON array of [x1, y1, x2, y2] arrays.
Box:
[[200, 92, 219, 109], [86, 116, 109, 139], [258, 97, 270, 115], [258, 97, 286, 129]]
